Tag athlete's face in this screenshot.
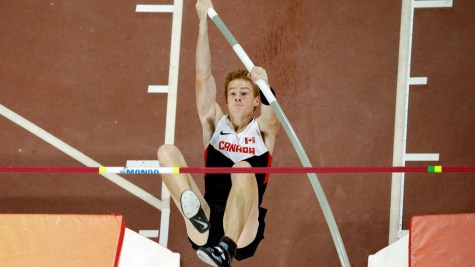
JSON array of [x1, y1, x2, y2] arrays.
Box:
[[226, 79, 259, 117]]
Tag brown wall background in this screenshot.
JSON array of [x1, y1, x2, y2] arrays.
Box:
[[1, 1, 474, 266]]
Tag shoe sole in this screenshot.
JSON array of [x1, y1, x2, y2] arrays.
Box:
[[180, 190, 200, 219], [197, 249, 219, 267]]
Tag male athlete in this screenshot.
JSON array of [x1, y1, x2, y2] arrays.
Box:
[[157, 0, 280, 266]]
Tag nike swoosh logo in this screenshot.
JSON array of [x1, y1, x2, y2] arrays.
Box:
[[220, 130, 233, 135], [193, 218, 209, 229]]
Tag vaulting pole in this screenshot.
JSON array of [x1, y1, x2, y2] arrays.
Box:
[[206, 8, 351, 267]]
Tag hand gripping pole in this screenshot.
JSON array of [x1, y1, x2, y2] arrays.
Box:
[[207, 8, 351, 267]]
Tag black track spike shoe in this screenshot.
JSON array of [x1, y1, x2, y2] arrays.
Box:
[[180, 189, 209, 233]]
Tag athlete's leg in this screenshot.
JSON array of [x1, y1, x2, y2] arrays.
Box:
[[196, 161, 259, 266], [157, 144, 210, 245], [224, 161, 260, 248]]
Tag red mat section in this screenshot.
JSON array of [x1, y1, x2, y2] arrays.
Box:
[[410, 213, 475, 267], [0, 214, 125, 267]]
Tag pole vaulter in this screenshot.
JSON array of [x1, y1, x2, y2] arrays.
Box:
[[205, 6, 352, 267]]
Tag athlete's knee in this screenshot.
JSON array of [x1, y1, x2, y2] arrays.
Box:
[[232, 161, 252, 168], [157, 144, 180, 160], [231, 161, 255, 186]]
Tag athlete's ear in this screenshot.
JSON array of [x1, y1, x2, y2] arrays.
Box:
[[254, 96, 260, 107]]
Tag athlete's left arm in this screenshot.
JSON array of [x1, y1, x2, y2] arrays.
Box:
[[259, 104, 280, 154], [249, 67, 280, 154]]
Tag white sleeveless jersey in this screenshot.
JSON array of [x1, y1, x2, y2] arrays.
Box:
[[208, 115, 268, 163]]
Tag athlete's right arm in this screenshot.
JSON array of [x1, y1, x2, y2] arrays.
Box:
[[195, 0, 223, 146]]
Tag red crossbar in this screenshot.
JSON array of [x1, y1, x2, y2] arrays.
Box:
[[0, 166, 474, 174]]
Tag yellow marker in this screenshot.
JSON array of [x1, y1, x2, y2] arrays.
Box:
[[172, 167, 180, 174], [99, 166, 107, 174], [434, 166, 442, 173]]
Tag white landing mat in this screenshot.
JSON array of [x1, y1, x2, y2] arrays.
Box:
[[119, 228, 180, 267]]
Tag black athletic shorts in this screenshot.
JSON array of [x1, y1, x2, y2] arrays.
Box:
[[188, 199, 267, 260]]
